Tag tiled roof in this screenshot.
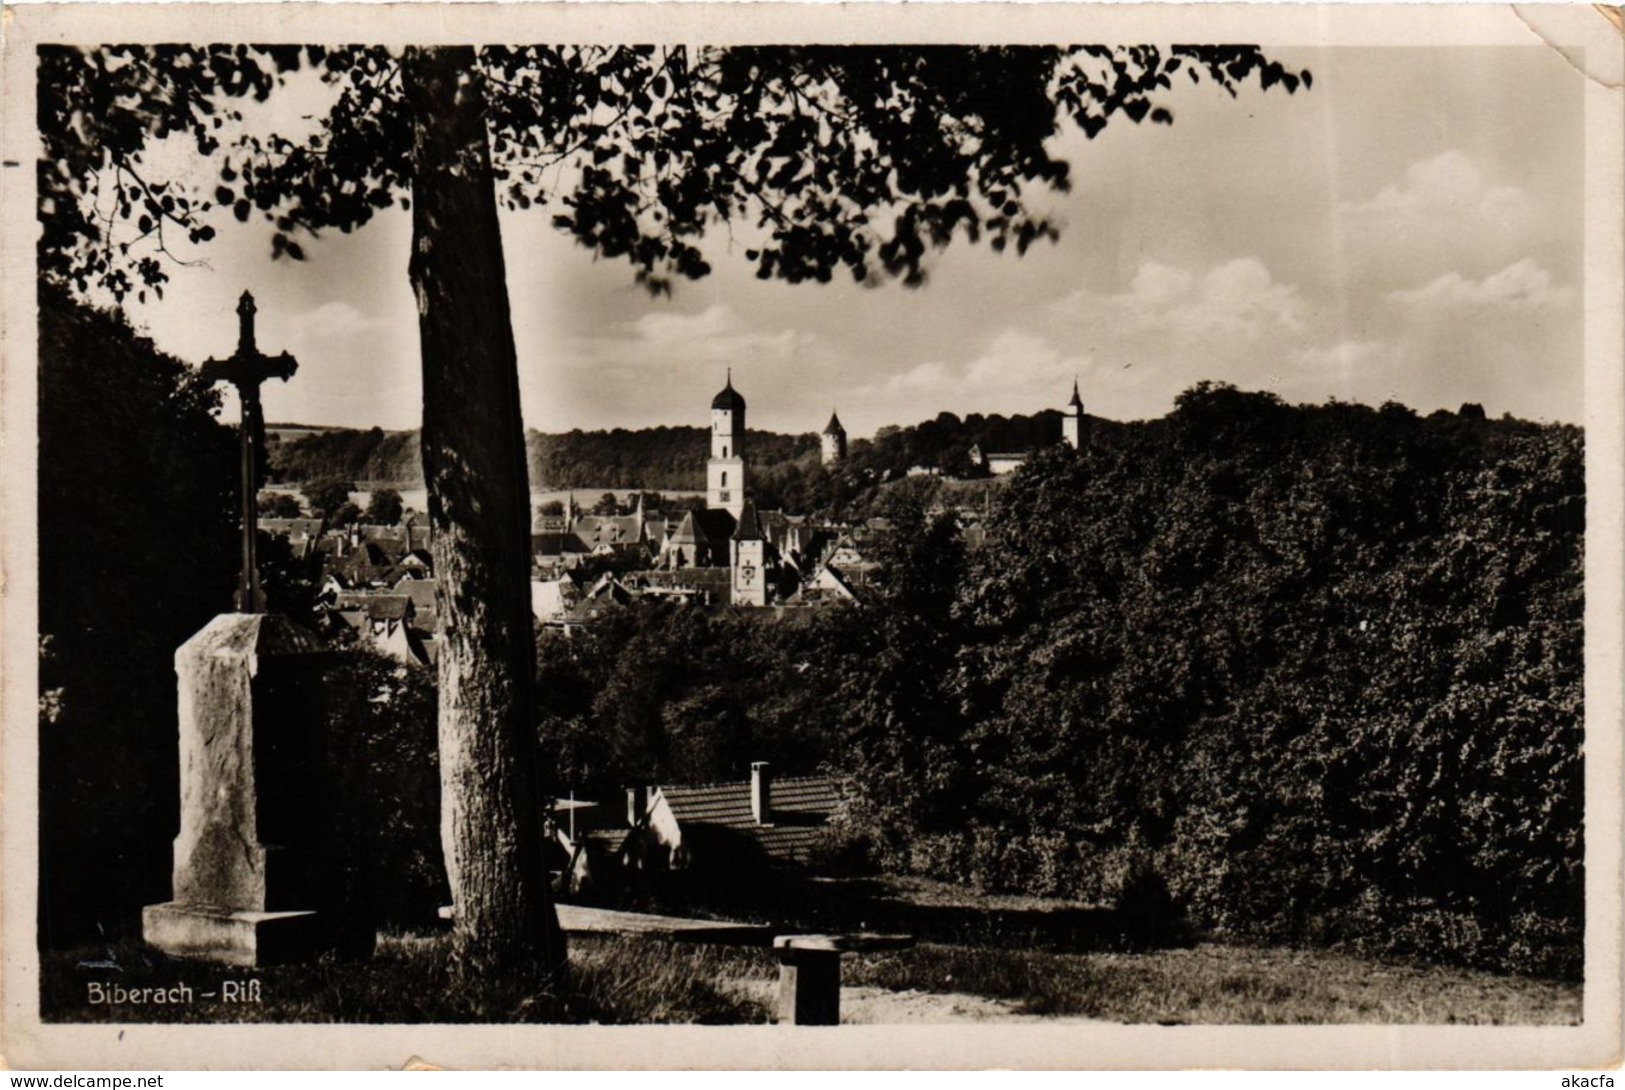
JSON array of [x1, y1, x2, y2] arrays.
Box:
[[668, 511, 704, 546], [657, 774, 839, 864], [640, 566, 732, 604], [400, 579, 439, 611], [583, 829, 629, 855], [532, 532, 590, 557], [358, 525, 409, 552], [573, 515, 642, 546], [258, 517, 325, 539], [335, 592, 413, 622]]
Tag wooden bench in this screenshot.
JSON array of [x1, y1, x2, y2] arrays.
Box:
[[546, 905, 914, 1025]]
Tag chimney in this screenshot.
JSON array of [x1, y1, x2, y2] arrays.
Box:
[[751, 762, 772, 825], [626, 785, 646, 827]]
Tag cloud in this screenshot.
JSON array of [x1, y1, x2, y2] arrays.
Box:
[[860, 329, 1090, 419], [517, 302, 837, 432], [1341, 150, 1533, 224], [568, 303, 815, 371], [1335, 151, 1544, 290], [294, 300, 391, 341], [1055, 257, 1305, 343], [1388, 259, 1575, 312], [1292, 338, 1392, 376]]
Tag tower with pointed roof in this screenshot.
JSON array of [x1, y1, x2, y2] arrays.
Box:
[[707, 369, 747, 519], [1062, 378, 1085, 449], [731, 500, 768, 607], [821, 410, 847, 466]]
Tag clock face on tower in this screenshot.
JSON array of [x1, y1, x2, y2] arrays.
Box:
[[740, 562, 756, 586]]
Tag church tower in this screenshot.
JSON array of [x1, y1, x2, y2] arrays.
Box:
[[821, 410, 847, 466], [731, 500, 768, 607], [707, 369, 746, 520], [1062, 378, 1085, 449]]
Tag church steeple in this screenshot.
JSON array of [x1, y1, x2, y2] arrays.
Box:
[[1062, 377, 1085, 449], [707, 370, 746, 519]]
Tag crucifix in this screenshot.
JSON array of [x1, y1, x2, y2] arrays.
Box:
[[202, 291, 298, 613]]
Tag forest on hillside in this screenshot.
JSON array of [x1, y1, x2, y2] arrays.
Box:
[[265, 409, 1098, 515]]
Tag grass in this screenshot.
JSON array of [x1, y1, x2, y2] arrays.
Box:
[[42, 933, 772, 1024], [841, 942, 1582, 1024], [42, 926, 1579, 1025]]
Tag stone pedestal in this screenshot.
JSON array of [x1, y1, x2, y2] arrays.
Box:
[[773, 933, 915, 1026], [143, 613, 347, 966]]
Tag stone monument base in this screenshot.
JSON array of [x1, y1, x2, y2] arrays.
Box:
[[142, 902, 329, 968]]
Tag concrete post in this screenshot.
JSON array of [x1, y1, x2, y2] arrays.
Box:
[[777, 948, 842, 1026]]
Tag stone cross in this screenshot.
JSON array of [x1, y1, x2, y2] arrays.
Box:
[[201, 291, 297, 613]]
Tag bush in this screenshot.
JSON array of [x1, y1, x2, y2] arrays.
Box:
[[840, 386, 1584, 978]]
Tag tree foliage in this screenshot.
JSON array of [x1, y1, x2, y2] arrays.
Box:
[[921, 386, 1582, 976], [303, 475, 355, 518], [362, 487, 404, 525], [39, 44, 1307, 300], [37, 284, 239, 944]]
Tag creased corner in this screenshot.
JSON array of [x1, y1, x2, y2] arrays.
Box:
[[1512, 4, 1624, 89]]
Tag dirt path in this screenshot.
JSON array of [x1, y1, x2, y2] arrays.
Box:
[[726, 979, 1104, 1024]]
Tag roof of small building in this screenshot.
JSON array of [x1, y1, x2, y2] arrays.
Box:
[[258, 517, 325, 538], [335, 593, 413, 622], [656, 774, 840, 863], [668, 510, 704, 546], [532, 531, 591, 557], [573, 514, 642, 546], [583, 828, 630, 855], [399, 578, 439, 611], [358, 524, 409, 549]]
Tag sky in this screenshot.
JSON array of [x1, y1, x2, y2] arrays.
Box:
[[111, 45, 1584, 439]]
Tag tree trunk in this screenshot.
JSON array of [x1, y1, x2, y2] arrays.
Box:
[[402, 45, 565, 984]]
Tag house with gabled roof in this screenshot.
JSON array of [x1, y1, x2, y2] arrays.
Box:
[[257, 516, 326, 560], [628, 763, 841, 873], [789, 562, 859, 604]]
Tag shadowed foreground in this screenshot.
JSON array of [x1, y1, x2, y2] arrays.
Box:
[[42, 934, 1578, 1025]]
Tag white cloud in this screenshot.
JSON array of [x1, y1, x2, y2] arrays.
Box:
[[1335, 151, 1545, 291], [569, 303, 815, 371], [295, 300, 390, 341], [1388, 259, 1575, 312], [1055, 256, 1305, 342], [1292, 338, 1392, 375], [862, 329, 1089, 418], [1341, 150, 1533, 225]]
